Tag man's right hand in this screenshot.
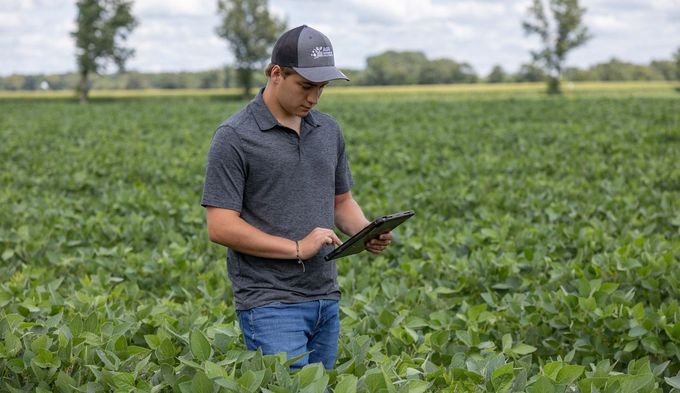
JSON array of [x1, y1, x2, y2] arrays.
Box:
[[298, 228, 342, 259]]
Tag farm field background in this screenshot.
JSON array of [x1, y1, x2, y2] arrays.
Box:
[[1, 82, 679, 392]]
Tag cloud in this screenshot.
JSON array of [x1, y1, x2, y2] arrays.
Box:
[[0, 0, 678, 76], [134, 0, 216, 17]]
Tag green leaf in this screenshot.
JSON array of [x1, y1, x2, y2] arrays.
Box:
[[4, 333, 22, 357], [511, 343, 537, 355], [543, 362, 562, 381], [238, 369, 265, 392], [363, 368, 389, 392], [623, 340, 638, 352], [205, 360, 227, 379], [502, 334, 512, 352], [300, 374, 329, 393], [134, 354, 152, 378], [30, 335, 49, 353], [400, 379, 430, 393], [2, 249, 14, 261], [96, 349, 119, 370], [32, 349, 61, 368], [284, 351, 311, 367], [55, 371, 77, 391], [191, 370, 214, 393], [144, 335, 160, 349], [666, 375, 680, 389], [190, 330, 211, 362], [619, 373, 654, 393], [298, 363, 324, 388], [334, 375, 357, 393], [111, 372, 135, 390], [492, 363, 514, 386], [555, 364, 584, 385], [628, 326, 647, 338], [214, 377, 240, 391], [492, 366, 514, 391], [156, 338, 177, 363], [527, 375, 555, 393]]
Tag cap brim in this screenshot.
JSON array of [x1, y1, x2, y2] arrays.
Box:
[[293, 66, 349, 83]]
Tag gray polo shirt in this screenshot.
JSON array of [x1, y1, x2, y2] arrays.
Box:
[[201, 89, 354, 310]]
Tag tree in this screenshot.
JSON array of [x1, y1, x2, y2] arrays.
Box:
[[674, 47, 680, 81], [216, 0, 286, 97], [522, 0, 591, 94], [650, 60, 675, 81], [72, 0, 137, 103], [365, 51, 428, 85], [514, 62, 546, 82], [419, 58, 477, 84], [487, 65, 507, 83]]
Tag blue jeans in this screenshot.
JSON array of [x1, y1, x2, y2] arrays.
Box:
[[236, 299, 339, 370]]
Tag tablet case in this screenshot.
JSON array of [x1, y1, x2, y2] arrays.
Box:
[[324, 210, 415, 261]]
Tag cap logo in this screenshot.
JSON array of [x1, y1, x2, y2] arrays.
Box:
[[310, 46, 333, 59]]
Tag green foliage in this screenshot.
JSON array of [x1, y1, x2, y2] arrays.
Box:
[[216, 0, 286, 96], [565, 58, 673, 82], [487, 65, 507, 83], [1, 88, 679, 391], [71, 0, 137, 103], [364, 51, 477, 86], [523, 0, 592, 94]]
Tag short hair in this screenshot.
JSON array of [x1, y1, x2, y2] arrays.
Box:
[[264, 63, 297, 78]]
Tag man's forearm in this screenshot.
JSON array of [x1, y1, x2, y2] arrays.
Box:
[[334, 195, 370, 236], [207, 208, 296, 259]]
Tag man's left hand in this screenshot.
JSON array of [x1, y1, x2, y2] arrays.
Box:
[[366, 232, 392, 254]]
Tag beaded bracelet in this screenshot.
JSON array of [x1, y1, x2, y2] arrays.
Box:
[[295, 240, 305, 272]]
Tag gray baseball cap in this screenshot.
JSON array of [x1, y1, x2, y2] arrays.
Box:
[[271, 25, 349, 83]]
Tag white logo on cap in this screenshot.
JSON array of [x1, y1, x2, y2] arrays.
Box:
[[311, 46, 333, 59]]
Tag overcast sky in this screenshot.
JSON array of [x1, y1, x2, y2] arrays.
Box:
[[1, 0, 678, 77]]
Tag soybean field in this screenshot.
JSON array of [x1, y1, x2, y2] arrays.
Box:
[[1, 83, 680, 392]]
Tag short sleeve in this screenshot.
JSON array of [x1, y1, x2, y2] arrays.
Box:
[[201, 126, 247, 211], [335, 131, 354, 195]]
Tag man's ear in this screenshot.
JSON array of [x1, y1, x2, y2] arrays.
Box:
[[270, 65, 283, 84]]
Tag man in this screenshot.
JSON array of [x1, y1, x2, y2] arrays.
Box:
[[201, 25, 391, 370]]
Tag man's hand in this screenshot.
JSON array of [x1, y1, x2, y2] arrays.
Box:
[[365, 231, 392, 254], [298, 228, 342, 259]]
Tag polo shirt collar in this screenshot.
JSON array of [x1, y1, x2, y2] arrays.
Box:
[[251, 88, 321, 132]]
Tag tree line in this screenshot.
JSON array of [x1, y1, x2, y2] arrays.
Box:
[[2, 53, 678, 92], [4, 0, 679, 99]]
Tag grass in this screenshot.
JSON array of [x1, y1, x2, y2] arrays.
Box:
[[0, 81, 678, 100], [1, 85, 679, 392]]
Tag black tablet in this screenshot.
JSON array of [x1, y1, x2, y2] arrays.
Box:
[[324, 210, 415, 261]]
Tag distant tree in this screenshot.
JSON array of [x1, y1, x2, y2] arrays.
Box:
[[365, 51, 428, 85], [72, 0, 137, 103], [21, 75, 39, 90], [487, 65, 507, 83], [216, 0, 286, 97], [650, 60, 675, 81], [419, 58, 477, 84], [675, 47, 680, 80], [125, 72, 145, 89], [364, 52, 478, 85], [522, 0, 591, 94], [514, 63, 546, 82], [199, 71, 221, 89], [586, 58, 663, 81], [562, 66, 594, 81]]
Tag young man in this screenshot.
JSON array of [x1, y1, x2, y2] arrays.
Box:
[[201, 25, 391, 369]]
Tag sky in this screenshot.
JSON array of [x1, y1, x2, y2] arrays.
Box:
[[1, 0, 678, 77]]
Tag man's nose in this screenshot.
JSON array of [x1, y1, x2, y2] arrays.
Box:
[[307, 88, 321, 104]]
